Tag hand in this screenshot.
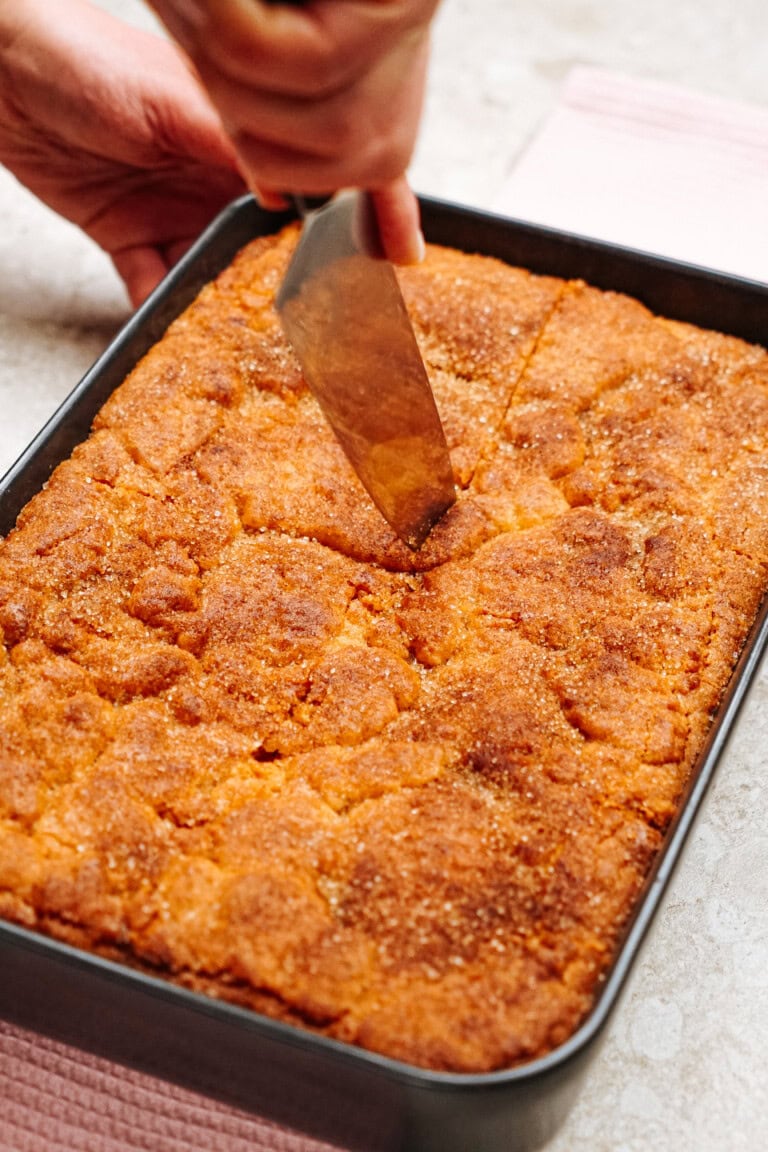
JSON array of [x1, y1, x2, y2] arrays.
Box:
[[148, 0, 440, 264], [0, 0, 246, 307]]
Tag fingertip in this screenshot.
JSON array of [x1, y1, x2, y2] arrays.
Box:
[[409, 227, 427, 265], [250, 183, 290, 211], [371, 178, 425, 265], [111, 247, 169, 310]]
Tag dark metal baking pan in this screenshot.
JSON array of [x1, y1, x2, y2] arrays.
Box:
[[1, 195, 767, 1152]]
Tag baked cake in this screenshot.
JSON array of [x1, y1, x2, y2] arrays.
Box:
[[1, 224, 767, 1073]]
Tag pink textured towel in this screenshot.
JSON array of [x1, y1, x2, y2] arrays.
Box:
[[494, 66, 768, 284], [0, 1021, 341, 1151]]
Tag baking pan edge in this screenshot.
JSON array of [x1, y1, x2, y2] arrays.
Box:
[[1, 194, 767, 1152]]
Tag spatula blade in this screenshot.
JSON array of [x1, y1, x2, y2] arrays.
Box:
[[276, 192, 455, 550]]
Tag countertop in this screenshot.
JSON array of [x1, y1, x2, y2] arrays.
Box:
[[1, 1, 767, 1149]]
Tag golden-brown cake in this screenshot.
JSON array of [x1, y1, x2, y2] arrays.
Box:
[[1, 224, 767, 1073]]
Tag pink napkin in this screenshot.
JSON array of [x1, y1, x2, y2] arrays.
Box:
[[494, 66, 768, 284], [0, 1019, 341, 1151]]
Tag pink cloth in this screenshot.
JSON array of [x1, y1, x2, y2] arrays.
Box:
[[0, 1020, 340, 1151], [494, 66, 768, 284]]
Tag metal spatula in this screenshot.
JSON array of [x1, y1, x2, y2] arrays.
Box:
[[276, 192, 455, 550]]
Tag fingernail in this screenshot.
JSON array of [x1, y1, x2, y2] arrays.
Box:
[[400, 228, 426, 265], [246, 180, 286, 211]]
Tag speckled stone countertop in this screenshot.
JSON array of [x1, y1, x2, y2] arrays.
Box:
[[1, 2, 767, 1150]]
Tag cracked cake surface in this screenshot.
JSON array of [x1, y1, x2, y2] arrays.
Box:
[[1, 224, 767, 1072]]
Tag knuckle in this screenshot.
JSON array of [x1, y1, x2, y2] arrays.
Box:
[[326, 105, 366, 156], [297, 52, 352, 100], [362, 130, 413, 185], [201, 29, 259, 80]]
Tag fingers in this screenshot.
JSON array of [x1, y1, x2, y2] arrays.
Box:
[[83, 163, 246, 309], [371, 177, 425, 265], [149, 0, 436, 211], [191, 27, 428, 187], [137, 50, 243, 173], [251, 186, 289, 210], [111, 245, 170, 309], [111, 235, 210, 308], [151, 1, 438, 96]]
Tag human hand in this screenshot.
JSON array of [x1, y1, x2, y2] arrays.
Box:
[[0, 0, 246, 307], [147, 0, 441, 264]]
